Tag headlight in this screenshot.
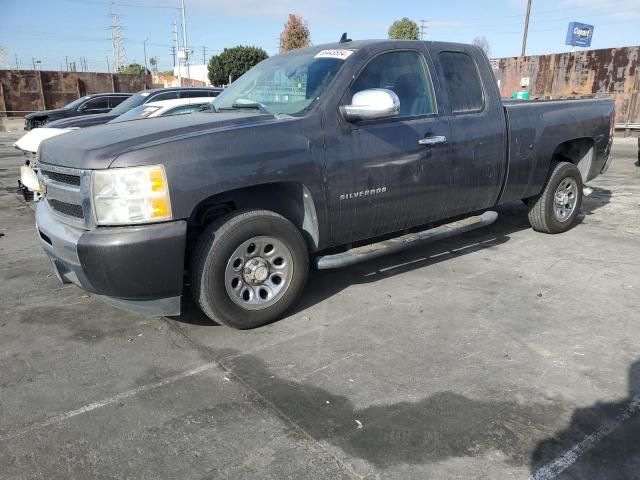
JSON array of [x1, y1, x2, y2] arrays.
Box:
[[92, 165, 172, 225]]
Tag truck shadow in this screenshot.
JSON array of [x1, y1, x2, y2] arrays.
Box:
[[530, 360, 640, 479], [293, 189, 611, 317], [174, 190, 611, 327], [198, 347, 572, 470]]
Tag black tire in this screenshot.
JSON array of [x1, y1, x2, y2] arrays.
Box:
[[526, 161, 583, 234], [191, 209, 309, 329]]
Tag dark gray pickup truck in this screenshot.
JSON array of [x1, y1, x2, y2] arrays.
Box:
[[34, 39, 615, 328]]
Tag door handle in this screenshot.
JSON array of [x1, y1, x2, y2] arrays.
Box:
[[418, 135, 447, 146]]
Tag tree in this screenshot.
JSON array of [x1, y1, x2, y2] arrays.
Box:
[[118, 63, 149, 75], [207, 46, 268, 85], [388, 18, 419, 40], [279, 14, 311, 52], [149, 56, 158, 74], [472, 36, 491, 57]]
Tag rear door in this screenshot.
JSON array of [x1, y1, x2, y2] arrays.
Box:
[[324, 48, 453, 245], [431, 48, 507, 215]]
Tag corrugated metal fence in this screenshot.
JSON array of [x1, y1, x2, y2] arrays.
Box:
[[0, 70, 152, 117], [492, 45, 640, 125]]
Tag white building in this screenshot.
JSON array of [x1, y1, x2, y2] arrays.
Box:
[[173, 64, 210, 86]]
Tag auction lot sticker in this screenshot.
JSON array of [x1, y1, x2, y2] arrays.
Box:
[[314, 49, 354, 60]]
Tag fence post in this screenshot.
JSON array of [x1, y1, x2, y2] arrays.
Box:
[[0, 83, 7, 118], [38, 71, 47, 110]]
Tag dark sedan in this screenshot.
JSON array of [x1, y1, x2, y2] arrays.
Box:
[[45, 87, 223, 129], [24, 93, 131, 130]]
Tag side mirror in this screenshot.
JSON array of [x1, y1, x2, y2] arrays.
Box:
[[340, 88, 400, 122], [78, 104, 88, 112]]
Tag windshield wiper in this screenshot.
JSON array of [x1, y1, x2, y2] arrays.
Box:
[[218, 99, 272, 115]]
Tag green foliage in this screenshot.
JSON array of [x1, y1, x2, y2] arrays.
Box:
[[388, 18, 419, 40], [279, 14, 311, 52], [149, 57, 158, 74], [208, 46, 269, 85], [118, 63, 149, 75]]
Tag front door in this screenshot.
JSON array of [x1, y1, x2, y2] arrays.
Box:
[[324, 49, 452, 246]]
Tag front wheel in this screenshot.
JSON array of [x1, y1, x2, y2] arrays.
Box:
[[191, 210, 309, 329], [526, 161, 583, 234]]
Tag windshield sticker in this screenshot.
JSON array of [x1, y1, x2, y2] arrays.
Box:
[[314, 49, 354, 60]]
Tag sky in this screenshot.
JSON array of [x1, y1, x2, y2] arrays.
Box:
[[1, 0, 639, 73]]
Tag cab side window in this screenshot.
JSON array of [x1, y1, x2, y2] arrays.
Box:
[[351, 51, 436, 118]]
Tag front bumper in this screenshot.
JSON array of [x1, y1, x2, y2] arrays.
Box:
[[35, 201, 187, 316]]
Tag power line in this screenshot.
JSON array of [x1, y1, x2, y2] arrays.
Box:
[[62, 0, 179, 10]]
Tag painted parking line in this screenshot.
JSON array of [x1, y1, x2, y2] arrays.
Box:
[[531, 394, 640, 480], [0, 361, 218, 442]]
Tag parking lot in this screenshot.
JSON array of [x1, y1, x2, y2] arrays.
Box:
[[0, 131, 638, 479]]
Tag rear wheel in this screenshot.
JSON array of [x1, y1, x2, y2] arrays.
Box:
[[526, 161, 583, 234], [191, 210, 309, 329]]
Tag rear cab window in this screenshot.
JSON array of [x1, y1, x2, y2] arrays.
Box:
[[438, 51, 485, 114]]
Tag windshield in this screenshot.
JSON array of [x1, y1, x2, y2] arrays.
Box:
[[108, 105, 161, 123], [109, 92, 151, 115], [212, 49, 351, 116], [64, 96, 91, 109]]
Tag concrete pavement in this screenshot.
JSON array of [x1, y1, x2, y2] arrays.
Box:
[[1, 132, 639, 479]]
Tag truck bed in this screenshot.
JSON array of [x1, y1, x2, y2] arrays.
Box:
[[500, 97, 614, 203]]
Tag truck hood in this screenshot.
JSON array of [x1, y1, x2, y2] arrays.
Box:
[[25, 108, 70, 120], [14, 127, 76, 153], [39, 111, 273, 170], [46, 113, 116, 129]]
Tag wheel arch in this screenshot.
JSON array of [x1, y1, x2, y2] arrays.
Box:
[[551, 137, 594, 182], [188, 182, 320, 252]]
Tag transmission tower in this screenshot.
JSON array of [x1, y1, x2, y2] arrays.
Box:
[[419, 19, 429, 41], [110, 3, 127, 72]]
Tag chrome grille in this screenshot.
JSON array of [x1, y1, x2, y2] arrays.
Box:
[[48, 199, 84, 219], [39, 163, 92, 228], [41, 170, 81, 186]]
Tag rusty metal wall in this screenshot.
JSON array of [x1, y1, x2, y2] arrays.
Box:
[[0, 70, 152, 117], [492, 46, 640, 124]]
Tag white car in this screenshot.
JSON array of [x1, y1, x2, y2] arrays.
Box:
[[107, 97, 213, 123], [15, 97, 212, 200]]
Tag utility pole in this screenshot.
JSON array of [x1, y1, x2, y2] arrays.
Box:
[[15, 54, 20, 69], [65, 55, 69, 71], [170, 45, 176, 68], [173, 21, 182, 86], [181, 0, 190, 80], [106, 56, 110, 73], [202, 46, 207, 65], [32, 58, 36, 70], [143, 37, 148, 71], [521, 0, 532, 57]]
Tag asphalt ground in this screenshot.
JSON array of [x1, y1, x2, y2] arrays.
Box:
[[1, 132, 639, 479]]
